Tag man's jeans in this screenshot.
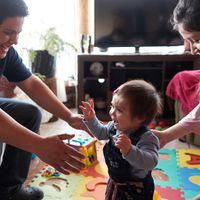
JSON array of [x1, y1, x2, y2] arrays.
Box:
[[0, 98, 42, 197]]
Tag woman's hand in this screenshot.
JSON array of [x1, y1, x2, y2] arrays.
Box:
[[114, 133, 132, 156], [35, 133, 85, 175]]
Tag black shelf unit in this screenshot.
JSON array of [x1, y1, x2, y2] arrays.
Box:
[[77, 53, 198, 121]]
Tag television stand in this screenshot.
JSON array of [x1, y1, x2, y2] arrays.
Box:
[[134, 45, 140, 54], [77, 53, 199, 121], [99, 47, 108, 52]]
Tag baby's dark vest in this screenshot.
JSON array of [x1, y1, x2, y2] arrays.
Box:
[[103, 126, 151, 182]]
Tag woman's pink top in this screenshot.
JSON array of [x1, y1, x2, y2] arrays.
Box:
[[179, 104, 200, 134], [166, 70, 200, 115]]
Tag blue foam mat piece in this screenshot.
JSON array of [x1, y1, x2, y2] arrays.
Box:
[[179, 167, 200, 191], [154, 149, 180, 188]]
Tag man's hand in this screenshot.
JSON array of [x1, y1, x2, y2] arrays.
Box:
[[68, 113, 94, 137], [68, 113, 87, 130], [35, 133, 85, 174]]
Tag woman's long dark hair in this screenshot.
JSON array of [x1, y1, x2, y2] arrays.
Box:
[[171, 0, 200, 31]]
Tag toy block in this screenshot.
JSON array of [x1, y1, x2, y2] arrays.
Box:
[[67, 137, 98, 168]]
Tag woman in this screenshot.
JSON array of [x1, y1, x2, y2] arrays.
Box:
[[153, 0, 200, 148], [153, 1, 200, 199]]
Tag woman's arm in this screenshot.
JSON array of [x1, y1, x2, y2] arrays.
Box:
[[152, 123, 189, 148], [153, 104, 200, 148]]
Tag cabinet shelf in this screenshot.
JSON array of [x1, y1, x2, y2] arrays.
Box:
[[111, 67, 162, 70], [77, 53, 198, 121], [83, 77, 108, 80]]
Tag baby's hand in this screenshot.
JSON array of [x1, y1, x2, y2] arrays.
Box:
[[114, 133, 131, 156], [79, 99, 96, 120]]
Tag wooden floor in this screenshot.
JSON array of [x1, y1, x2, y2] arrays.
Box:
[[25, 111, 198, 186]]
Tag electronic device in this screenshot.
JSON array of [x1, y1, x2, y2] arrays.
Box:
[[94, 0, 182, 51]]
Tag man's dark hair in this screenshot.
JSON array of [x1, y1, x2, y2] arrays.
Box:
[[171, 0, 200, 31], [0, 0, 29, 24]]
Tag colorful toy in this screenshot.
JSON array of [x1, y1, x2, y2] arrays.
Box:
[[149, 119, 167, 130], [149, 123, 156, 129], [158, 120, 166, 128], [67, 137, 97, 168], [155, 126, 162, 131], [31, 153, 36, 160], [41, 167, 60, 177]]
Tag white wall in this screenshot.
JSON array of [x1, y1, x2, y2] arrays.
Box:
[[17, 0, 80, 101]]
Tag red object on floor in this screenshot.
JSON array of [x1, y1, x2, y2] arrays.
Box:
[[185, 153, 200, 165], [155, 185, 185, 200], [158, 120, 166, 128], [149, 123, 156, 129]]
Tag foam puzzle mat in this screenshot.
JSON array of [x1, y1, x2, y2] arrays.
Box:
[[29, 144, 200, 200]]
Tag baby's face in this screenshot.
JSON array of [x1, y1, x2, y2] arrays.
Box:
[[109, 94, 142, 133]]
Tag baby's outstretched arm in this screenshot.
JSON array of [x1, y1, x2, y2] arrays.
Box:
[[79, 99, 96, 120], [80, 99, 109, 138]]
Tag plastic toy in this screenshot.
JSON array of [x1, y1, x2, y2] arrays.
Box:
[[41, 167, 60, 177], [155, 126, 162, 131], [149, 123, 156, 129], [31, 153, 37, 160], [149, 119, 167, 130], [158, 120, 166, 128], [67, 137, 97, 168]]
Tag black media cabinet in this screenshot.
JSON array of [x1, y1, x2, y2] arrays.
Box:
[[77, 53, 199, 121]]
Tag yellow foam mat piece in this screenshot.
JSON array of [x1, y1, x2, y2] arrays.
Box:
[[177, 149, 200, 168]]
